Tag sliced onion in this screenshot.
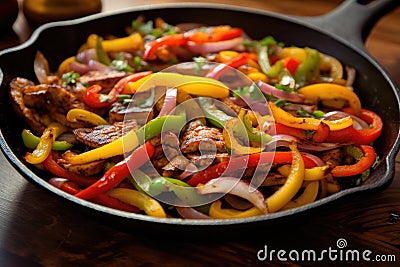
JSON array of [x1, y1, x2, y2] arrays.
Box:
[[176, 207, 211, 219], [300, 152, 326, 167], [257, 80, 305, 103], [323, 111, 369, 130], [49, 177, 68, 189], [297, 140, 344, 152], [197, 177, 267, 214], [249, 102, 270, 116], [76, 48, 97, 64], [345, 66, 356, 87], [87, 59, 110, 72], [34, 51, 51, 84], [158, 88, 177, 117], [282, 103, 316, 114], [179, 163, 199, 180], [186, 37, 243, 54], [69, 61, 90, 74], [266, 134, 343, 152], [231, 95, 270, 116], [266, 134, 298, 150]]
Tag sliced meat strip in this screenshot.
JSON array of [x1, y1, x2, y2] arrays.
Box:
[[78, 70, 127, 88], [109, 102, 154, 125], [9, 77, 46, 134], [73, 119, 138, 148], [62, 159, 107, 176], [180, 122, 226, 153], [185, 152, 230, 168]]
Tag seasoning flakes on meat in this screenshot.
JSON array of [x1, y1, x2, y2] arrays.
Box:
[[78, 70, 127, 88], [180, 121, 226, 153], [73, 119, 138, 148]]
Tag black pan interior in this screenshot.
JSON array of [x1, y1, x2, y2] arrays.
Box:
[[0, 4, 399, 231]]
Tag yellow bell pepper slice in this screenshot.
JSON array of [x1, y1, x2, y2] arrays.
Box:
[[123, 72, 230, 99], [277, 47, 307, 62], [62, 129, 139, 165], [67, 108, 109, 126], [269, 102, 353, 131], [266, 143, 305, 213], [58, 56, 76, 75], [319, 54, 343, 80], [108, 188, 166, 218], [278, 164, 331, 181], [209, 200, 263, 219], [298, 83, 361, 116], [281, 181, 319, 210], [223, 117, 264, 155], [24, 122, 67, 164], [87, 33, 144, 52], [327, 181, 341, 194]]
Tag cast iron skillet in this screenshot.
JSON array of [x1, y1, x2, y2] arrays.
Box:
[[0, 0, 399, 235]]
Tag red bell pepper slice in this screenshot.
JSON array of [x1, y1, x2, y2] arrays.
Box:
[[49, 178, 139, 212], [271, 108, 382, 145], [331, 145, 376, 177], [270, 122, 314, 140], [83, 71, 152, 108], [108, 71, 152, 100], [282, 57, 301, 75], [206, 53, 250, 79], [312, 121, 330, 143], [92, 194, 140, 213], [75, 142, 154, 200], [83, 84, 110, 108], [325, 108, 383, 145], [43, 152, 98, 186], [185, 26, 243, 43], [187, 151, 317, 186], [143, 33, 188, 60]]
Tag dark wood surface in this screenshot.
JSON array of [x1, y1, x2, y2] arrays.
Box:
[[0, 0, 399, 266]]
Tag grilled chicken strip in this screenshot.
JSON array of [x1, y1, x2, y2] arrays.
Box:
[[10, 77, 90, 132], [180, 121, 226, 153], [78, 70, 127, 88], [10, 77, 46, 134], [109, 102, 154, 125], [73, 119, 139, 148], [62, 159, 107, 176]]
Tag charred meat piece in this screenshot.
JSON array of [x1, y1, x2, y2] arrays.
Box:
[[62, 159, 107, 176], [22, 83, 84, 112], [9, 77, 46, 134], [180, 122, 226, 153], [73, 119, 138, 148], [10, 77, 89, 132], [319, 148, 343, 167], [185, 152, 230, 168], [78, 70, 127, 88], [162, 155, 191, 172], [220, 97, 242, 115], [109, 102, 154, 125]]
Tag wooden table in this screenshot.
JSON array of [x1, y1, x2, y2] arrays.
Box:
[[0, 1, 399, 266]]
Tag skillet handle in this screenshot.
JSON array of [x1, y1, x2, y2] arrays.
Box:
[[303, 0, 399, 51]]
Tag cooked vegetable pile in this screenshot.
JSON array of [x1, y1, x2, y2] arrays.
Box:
[[10, 16, 382, 219]]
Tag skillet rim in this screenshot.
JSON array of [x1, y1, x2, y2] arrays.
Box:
[[0, 2, 399, 227]]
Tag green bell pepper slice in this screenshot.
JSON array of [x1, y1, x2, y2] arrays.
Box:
[[135, 115, 186, 144], [22, 129, 73, 151], [293, 47, 320, 87], [148, 177, 209, 207], [197, 97, 233, 129]]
